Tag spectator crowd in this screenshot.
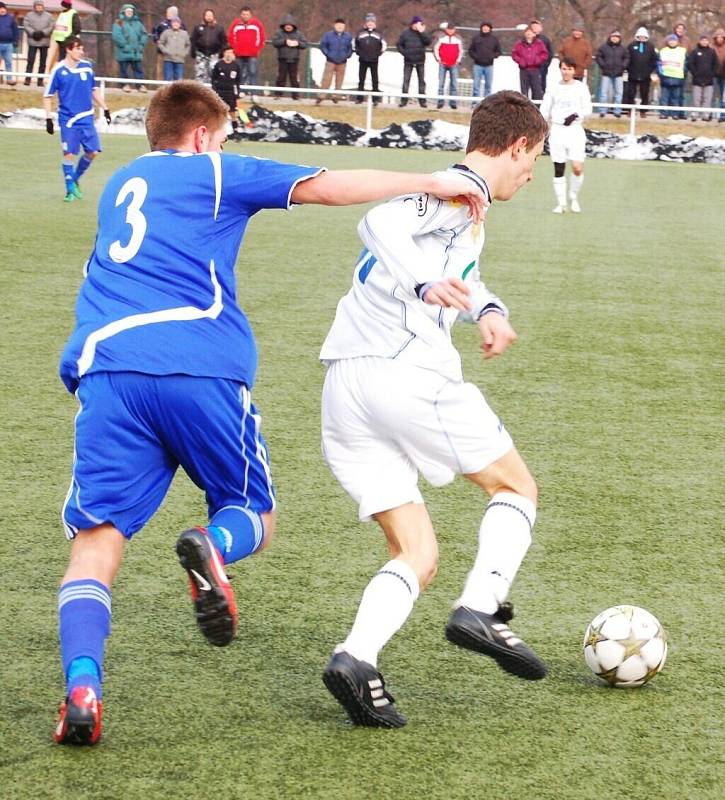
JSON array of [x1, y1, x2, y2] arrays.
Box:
[[1, 4, 723, 121]]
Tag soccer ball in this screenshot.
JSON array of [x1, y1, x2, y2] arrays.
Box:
[[583, 605, 667, 688]]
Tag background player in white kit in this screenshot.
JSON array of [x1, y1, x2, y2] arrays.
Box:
[[320, 91, 550, 728], [540, 57, 592, 213]]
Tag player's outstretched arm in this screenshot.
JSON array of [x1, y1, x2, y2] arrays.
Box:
[[291, 170, 487, 223], [478, 311, 517, 359]]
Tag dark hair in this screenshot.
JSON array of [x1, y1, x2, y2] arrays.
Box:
[[334, 17, 345, 24], [222, 44, 235, 52], [240, 5, 251, 11], [145, 81, 229, 149], [466, 91, 548, 155], [560, 57, 577, 69], [64, 36, 82, 50]]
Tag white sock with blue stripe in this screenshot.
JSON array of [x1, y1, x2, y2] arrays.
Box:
[[457, 492, 536, 614], [341, 559, 420, 668], [207, 505, 265, 565], [58, 579, 111, 698]]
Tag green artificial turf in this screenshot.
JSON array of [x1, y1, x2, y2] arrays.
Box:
[[0, 130, 723, 799]]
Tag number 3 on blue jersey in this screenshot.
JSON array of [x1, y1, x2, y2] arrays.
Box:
[[109, 177, 148, 264]]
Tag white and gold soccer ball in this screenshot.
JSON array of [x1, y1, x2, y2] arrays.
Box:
[[583, 605, 667, 688]]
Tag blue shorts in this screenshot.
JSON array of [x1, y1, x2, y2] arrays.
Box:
[[62, 372, 275, 539], [61, 121, 101, 156]]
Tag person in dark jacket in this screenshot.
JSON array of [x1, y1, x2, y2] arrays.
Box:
[[317, 17, 352, 104], [595, 30, 629, 117], [687, 34, 719, 120], [112, 4, 148, 92], [397, 16, 431, 107], [354, 13, 386, 104], [468, 21, 500, 99], [0, 1, 19, 85], [511, 27, 548, 100], [22, 1, 54, 86], [272, 14, 307, 100], [211, 45, 251, 135], [530, 19, 553, 92], [624, 27, 657, 116], [191, 8, 227, 84]]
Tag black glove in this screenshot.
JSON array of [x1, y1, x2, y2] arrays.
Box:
[[32, 30, 44, 41], [104, 109, 112, 124], [46, 117, 54, 135], [563, 113, 578, 126]]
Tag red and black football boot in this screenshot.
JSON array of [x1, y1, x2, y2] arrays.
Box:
[[54, 686, 102, 745], [176, 527, 238, 647]]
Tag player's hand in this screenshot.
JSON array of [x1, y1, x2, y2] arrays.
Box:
[[478, 312, 517, 359], [428, 176, 489, 224], [104, 109, 112, 124], [563, 113, 578, 126], [422, 277, 472, 311], [45, 118, 54, 135]]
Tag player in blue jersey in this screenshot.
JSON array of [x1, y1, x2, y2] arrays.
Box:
[[43, 37, 111, 203], [53, 80, 487, 745]]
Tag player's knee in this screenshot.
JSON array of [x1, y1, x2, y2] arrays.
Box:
[[258, 510, 276, 551]]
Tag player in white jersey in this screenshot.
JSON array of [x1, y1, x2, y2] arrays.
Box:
[[320, 91, 550, 728], [539, 57, 593, 213]]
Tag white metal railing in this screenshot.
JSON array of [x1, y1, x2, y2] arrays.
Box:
[[3, 69, 722, 138]]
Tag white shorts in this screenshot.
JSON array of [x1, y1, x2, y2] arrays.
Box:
[[321, 357, 513, 521], [549, 124, 586, 163]]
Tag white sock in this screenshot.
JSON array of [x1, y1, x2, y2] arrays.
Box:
[[340, 559, 420, 668], [569, 173, 583, 199], [456, 492, 536, 614], [553, 177, 567, 206]]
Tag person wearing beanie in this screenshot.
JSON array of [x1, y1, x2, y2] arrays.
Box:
[[47, 0, 81, 71], [159, 15, 191, 82], [396, 16, 431, 107], [713, 28, 725, 122], [112, 4, 149, 92], [624, 26, 657, 116], [594, 29, 629, 117], [22, 2, 54, 87], [686, 34, 718, 120], [468, 21, 501, 99], [0, 1, 19, 86], [354, 13, 386, 104], [658, 34, 687, 118], [557, 24, 593, 82]]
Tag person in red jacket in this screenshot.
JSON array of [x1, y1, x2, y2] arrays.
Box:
[[511, 27, 548, 100], [228, 5, 265, 94], [434, 22, 463, 109]]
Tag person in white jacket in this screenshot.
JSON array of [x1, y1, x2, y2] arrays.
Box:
[[319, 91, 550, 729], [540, 57, 593, 213]]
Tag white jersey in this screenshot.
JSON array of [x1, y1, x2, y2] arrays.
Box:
[[540, 79, 593, 125], [319, 166, 507, 383]]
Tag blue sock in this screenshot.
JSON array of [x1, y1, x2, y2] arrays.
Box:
[[62, 162, 75, 193], [58, 580, 111, 699], [73, 154, 92, 183], [207, 505, 264, 565]]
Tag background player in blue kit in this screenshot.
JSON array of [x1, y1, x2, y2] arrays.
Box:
[[53, 80, 487, 746], [43, 36, 111, 203]]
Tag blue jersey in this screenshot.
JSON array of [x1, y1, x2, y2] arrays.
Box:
[[60, 151, 322, 393], [44, 59, 98, 128]]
